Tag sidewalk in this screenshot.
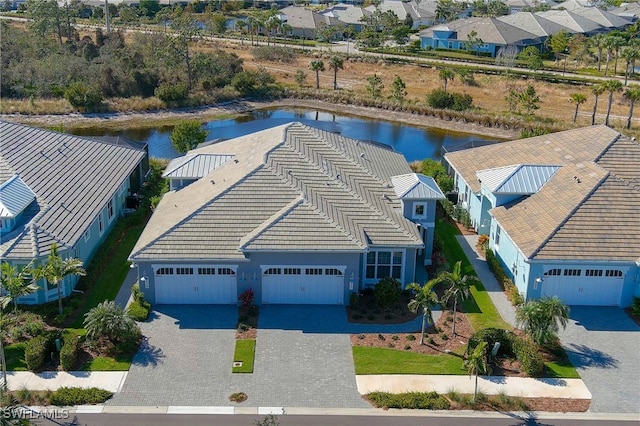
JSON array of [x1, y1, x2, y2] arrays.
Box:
[[356, 375, 591, 399], [456, 235, 517, 327], [6, 371, 128, 393]]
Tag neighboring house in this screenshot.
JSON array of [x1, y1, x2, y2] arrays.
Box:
[[553, 0, 596, 11], [280, 6, 341, 39], [321, 3, 372, 33], [610, 1, 640, 22], [536, 9, 608, 34], [571, 6, 633, 29], [444, 125, 640, 307], [505, 0, 557, 14], [0, 121, 148, 304], [420, 16, 543, 57], [498, 12, 572, 39], [364, 0, 436, 29], [130, 123, 444, 306]]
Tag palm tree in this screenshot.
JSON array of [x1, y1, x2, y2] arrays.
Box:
[[328, 55, 344, 90], [464, 341, 491, 403], [0, 261, 38, 313], [0, 291, 10, 389], [569, 93, 587, 124], [309, 59, 325, 89], [32, 243, 86, 316], [602, 35, 619, 77], [589, 34, 606, 72], [246, 16, 258, 46], [515, 296, 569, 346], [603, 79, 623, 126], [439, 68, 455, 92], [610, 35, 626, 75], [590, 83, 605, 125], [621, 45, 640, 86], [435, 260, 481, 336], [623, 85, 640, 130], [406, 280, 439, 345]]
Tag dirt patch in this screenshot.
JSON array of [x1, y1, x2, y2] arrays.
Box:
[[447, 397, 590, 412], [236, 305, 259, 340], [347, 290, 420, 325]]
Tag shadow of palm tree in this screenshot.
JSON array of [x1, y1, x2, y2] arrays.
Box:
[[503, 411, 554, 426], [132, 336, 165, 368], [565, 343, 618, 369]]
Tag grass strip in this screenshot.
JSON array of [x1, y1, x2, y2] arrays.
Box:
[[353, 346, 465, 375], [232, 339, 256, 374]]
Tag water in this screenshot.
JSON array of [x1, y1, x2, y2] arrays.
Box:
[[74, 108, 498, 161]]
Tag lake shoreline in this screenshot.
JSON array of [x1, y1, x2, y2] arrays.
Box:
[[0, 99, 520, 141]]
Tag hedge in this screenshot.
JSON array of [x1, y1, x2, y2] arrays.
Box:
[[49, 387, 113, 406], [60, 333, 80, 371], [127, 300, 150, 322], [468, 328, 545, 377], [367, 391, 451, 409], [25, 333, 55, 372]]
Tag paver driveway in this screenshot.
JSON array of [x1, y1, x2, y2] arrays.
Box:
[[109, 305, 422, 407], [559, 306, 640, 413]]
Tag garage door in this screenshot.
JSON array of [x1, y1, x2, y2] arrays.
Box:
[[262, 266, 345, 304], [541, 268, 623, 306], [154, 266, 237, 304]]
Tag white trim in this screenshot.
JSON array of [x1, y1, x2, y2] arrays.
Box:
[[363, 249, 406, 283], [260, 264, 346, 274], [152, 264, 239, 274]]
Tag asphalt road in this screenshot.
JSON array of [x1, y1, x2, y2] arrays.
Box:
[[29, 413, 640, 426]]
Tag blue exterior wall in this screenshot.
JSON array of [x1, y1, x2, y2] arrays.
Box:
[[489, 220, 528, 298]]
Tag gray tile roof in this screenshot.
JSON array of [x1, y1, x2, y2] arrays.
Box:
[[0, 121, 146, 259], [536, 10, 605, 33], [497, 12, 571, 37], [446, 125, 640, 262], [572, 7, 633, 28], [610, 1, 640, 19], [0, 175, 36, 218], [422, 17, 542, 46], [131, 123, 422, 261]]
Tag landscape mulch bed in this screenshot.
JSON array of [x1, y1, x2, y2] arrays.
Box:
[[236, 305, 259, 340]]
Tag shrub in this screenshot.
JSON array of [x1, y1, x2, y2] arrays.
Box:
[[374, 277, 402, 308], [476, 235, 489, 253], [509, 334, 545, 377], [439, 199, 454, 218], [60, 333, 80, 371], [485, 249, 507, 284], [630, 297, 640, 318], [49, 387, 112, 406], [468, 328, 513, 358], [228, 392, 248, 403], [64, 82, 103, 111], [406, 334, 416, 341], [349, 292, 359, 309], [25, 334, 55, 372], [237, 323, 250, 332], [451, 92, 473, 111], [427, 88, 453, 109], [252, 46, 297, 63], [155, 82, 189, 103], [391, 335, 399, 341], [84, 301, 141, 348], [127, 300, 150, 322], [239, 288, 255, 308], [367, 391, 450, 410]]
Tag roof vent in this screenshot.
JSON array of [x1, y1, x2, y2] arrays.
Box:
[[210, 180, 215, 185], [360, 153, 365, 158], [573, 175, 581, 184], [234, 158, 239, 164]]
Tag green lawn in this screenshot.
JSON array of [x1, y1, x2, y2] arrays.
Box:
[[232, 339, 256, 373], [5, 342, 27, 371], [70, 225, 144, 328], [434, 220, 511, 331], [545, 360, 580, 379], [80, 355, 132, 371], [353, 346, 466, 375]]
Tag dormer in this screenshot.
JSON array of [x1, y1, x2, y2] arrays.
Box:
[[391, 173, 445, 222], [476, 164, 560, 207], [163, 153, 235, 190], [0, 175, 36, 234]]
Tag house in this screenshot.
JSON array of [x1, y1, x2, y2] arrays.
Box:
[[505, 0, 557, 14], [497, 12, 570, 39], [364, 0, 437, 29], [571, 7, 633, 29], [280, 6, 341, 40], [420, 16, 543, 57], [321, 3, 372, 33], [444, 125, 640, 307], [0, 121, 148, 304], [610, 1, 640, 22], [130, 123, 444, 305], [536, 9, 608, 34], [553, 0, 596, 11]]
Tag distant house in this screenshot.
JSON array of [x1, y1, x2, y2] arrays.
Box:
[[0, 121, 147, 305], [420, 16, 543, 57], [321, 3, 372, 33], [505, 0, 557, 14], [130, 123, 445, 305], [571, 7, 633, 30], [364, 0, 437, 29], [536, 9, 608, 34], [444, 125, 640, 307], [280, 6, 341, 39], [609, 1, 640, 22], [497, 12, 570, 40]]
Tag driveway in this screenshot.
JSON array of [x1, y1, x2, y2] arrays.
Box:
[[109, 305, 426, 408], [559, 306, 640, 413]]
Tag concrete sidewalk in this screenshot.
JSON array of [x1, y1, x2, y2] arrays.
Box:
[[356, 375, 591, 399], [6, 371, 128, 393]]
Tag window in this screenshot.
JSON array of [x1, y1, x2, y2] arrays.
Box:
[[156, 268, 174, 275], [325, 268, 343, 276], [198, 268, 215, 275], [176, 268, 193, 275], [366, 250, 403, 280], [218, 268, 235, 276], [306, 268, 323, 275], [83, 228, 90, 242], [414, 204, 424, 216], [284, 268, 301, 275], [586, 269, 603, 277], [264, 268, 281, 275], [563, 269, 581, 276], [107, 200, 114, 221], [605, 269, 623, 278], [495, 226, 501, 247], [544, 268, 561, 276]]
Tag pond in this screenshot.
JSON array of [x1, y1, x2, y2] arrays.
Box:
[[73, 108, 499, 161]]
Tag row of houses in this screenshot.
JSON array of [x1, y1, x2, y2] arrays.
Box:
[[2, 120, 638, 309]]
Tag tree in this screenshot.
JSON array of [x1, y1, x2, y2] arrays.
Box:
[[435, 261, 480, 336], [328, 56, 344, 90], [623, 85, 640, 130], [515, 296, 569, 346], [390, 75, 407, 102], [83, 300, 140, 346], [519, 84, 540, 116], [620, 44, 640, 86], [27, 0, 64, 45], [548, 30, 571, 63], [366, 74, 384, 98], [209, 12, 227, 35], [0, 262, 38, 313], [309, 59, 325, 89], [464, 341, 491, 403], [569, 93, 587, 123], [32, 243, 86, 316], [294, 69, 307, 87], [171, 120, 208, 153], [406, 280, 439, 345], [439, 68, 455, 92], [463, 30, 483, 55], [518, 46, 543, 71], [603, 79, 623, 126], [589, 33, 606, 72], [591, 83, 605, 125], [170, 11, 200, 91]]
